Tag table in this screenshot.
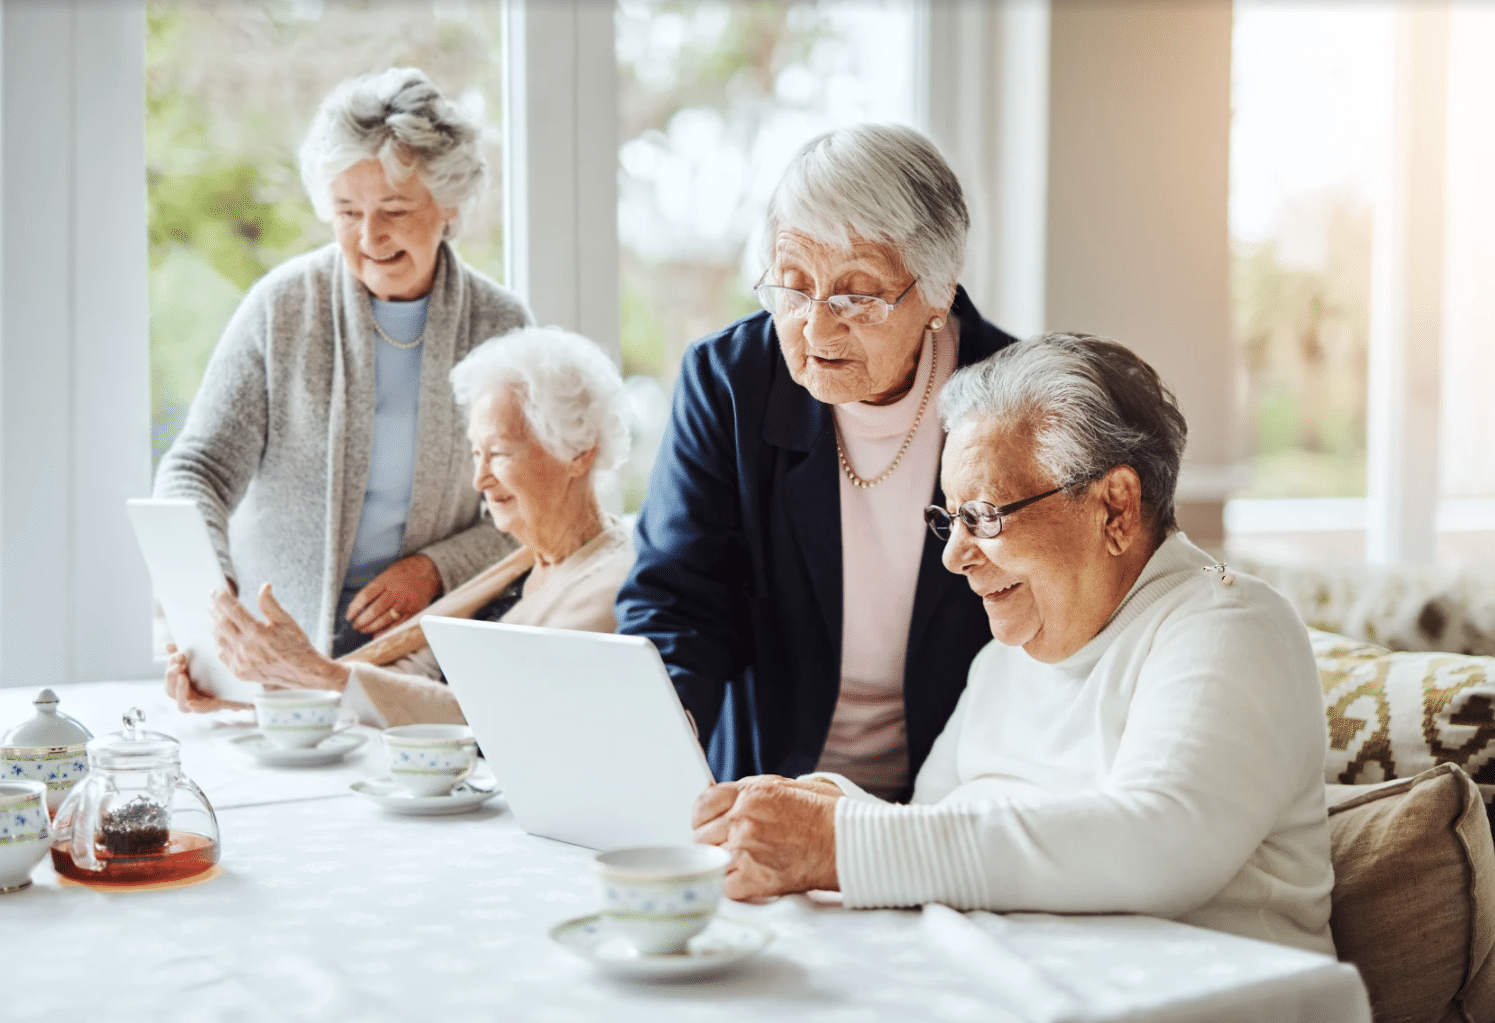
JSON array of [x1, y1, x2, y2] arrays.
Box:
[[1, 682, 1372, 1023]]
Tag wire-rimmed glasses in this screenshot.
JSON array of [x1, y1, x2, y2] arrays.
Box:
[[923, 487, 1065, 541], [754, 278, 918, 326]]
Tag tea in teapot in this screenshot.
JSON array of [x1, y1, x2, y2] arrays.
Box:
[[51, 708, 219, 885]]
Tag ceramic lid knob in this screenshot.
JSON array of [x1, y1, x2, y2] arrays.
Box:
[[1, 688, 94, 748]]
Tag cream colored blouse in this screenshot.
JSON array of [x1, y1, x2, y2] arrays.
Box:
[[343, 516, 634, 727]]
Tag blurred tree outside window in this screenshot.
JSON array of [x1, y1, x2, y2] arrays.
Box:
[[146, 2, 506, 470], [1229, 4, 1392, 500], [615, 0, 918, 511]]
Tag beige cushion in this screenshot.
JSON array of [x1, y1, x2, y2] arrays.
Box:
[[1314, 629, 1495, 799], [1327, 764, 1495, 1023]]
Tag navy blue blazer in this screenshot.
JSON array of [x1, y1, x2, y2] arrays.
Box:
[[617, 287, 1018, 797]]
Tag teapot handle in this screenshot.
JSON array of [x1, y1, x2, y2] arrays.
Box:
[[69, 774, 105, 872]]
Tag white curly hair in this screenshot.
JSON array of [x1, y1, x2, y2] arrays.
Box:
[[450, 327, 631, 488], [298, 67, 487, 238]]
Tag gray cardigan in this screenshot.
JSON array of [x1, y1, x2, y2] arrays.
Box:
[[154, 242, 531, 653]]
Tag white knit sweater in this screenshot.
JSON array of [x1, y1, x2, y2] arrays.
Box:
[[823, 533, 1337, 956]]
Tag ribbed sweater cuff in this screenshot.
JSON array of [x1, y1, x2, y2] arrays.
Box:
[[836, 798, 990, 909], [796, 771, 880, 803]]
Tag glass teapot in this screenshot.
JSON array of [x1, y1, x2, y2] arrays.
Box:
[[51, 708, 219, 885]]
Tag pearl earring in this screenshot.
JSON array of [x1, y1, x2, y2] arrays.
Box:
[[928, 316, 945, 331]]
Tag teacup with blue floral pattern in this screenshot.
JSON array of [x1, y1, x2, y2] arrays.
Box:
[[383, 724, 477, 797], [595, 845, 731, 954], [0, 780, 51, 893], [254, 690, 348, 749]]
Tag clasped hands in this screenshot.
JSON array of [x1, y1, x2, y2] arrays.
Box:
[[690, 774, 842, 900]]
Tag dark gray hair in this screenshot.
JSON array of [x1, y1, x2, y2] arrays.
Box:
[[299, 68, 487, 238], [939, 333, 1188, 539], [761, 123, 968, 306]]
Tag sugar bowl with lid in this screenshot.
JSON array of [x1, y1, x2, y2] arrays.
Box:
[[1, 688, 93, 813], [51, 708, 220, 886]]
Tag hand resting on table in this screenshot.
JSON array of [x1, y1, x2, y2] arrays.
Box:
[[691, 775, 842, 900]]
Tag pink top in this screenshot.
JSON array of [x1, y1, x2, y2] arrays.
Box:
[[816, 320, 960, 800]]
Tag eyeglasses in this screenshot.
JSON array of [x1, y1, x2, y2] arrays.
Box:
[[923, 487, 1065, 541], [754, 278, 918, 326]]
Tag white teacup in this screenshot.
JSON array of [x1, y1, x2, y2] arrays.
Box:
[[382, 724, 478, 797], [595, 845, 731, 955], [0, 780, 52, 893], [254, 690, 349, 749]]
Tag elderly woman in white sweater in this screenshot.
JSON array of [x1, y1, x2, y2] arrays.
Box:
[[165, 327, 634, 728], [155, 68, 530, 659], [692, 333, 1336, 956]]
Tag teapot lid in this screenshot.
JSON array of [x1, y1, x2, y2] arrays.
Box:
[[1, 688, 94, 748], [89, 708, 179, 767]]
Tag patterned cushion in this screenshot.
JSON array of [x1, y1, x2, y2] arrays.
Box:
[[1315, 628, 1495, 798], [1326, 765, 1495, 1023], [1243, 558, 1495, 657]]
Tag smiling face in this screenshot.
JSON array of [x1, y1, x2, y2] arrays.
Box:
[[939, 415, 1148, 663], [330, 158, 454, 301], [467, 386, 588, 549], [770, 231, 945, 405]]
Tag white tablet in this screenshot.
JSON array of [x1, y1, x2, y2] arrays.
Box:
[[126, 498, 261, 702], [423, 617, 714, 850]]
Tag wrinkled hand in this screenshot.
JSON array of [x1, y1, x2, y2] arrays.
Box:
[[346, 554, 442, 634], [691, 775, 841, 900], [163, 643, 252, 714], [209, 584, 349, 691]]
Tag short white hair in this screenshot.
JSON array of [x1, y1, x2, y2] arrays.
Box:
[[940, 333, 1189, 540], [450, 327, 631, 485], [761, 123, 968, 306], [298, 68, 486, 238]]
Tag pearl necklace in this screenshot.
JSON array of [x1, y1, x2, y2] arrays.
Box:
[[834, 331, 940, 490], [370, 305, 426, 350]]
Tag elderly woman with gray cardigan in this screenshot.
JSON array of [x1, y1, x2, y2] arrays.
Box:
[[155, 68, 530, 657]]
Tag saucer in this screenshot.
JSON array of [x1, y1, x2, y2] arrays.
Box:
[[550, 914, 773, 980], [229, 730, 368, 767], [350, 774, 499, 815]]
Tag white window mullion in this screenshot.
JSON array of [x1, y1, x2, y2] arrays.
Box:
[[1365, 2, 1450, 564], [502, 0, 618, 361]]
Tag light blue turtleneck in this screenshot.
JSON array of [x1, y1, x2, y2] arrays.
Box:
[[342, 295, 429, 593]]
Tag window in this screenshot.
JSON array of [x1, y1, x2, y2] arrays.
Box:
[[614, 0, 920, 509], [146, 2, 507, 468], [1227, 3, 1495, 563]]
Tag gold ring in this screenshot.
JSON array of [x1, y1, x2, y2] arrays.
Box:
[[387, 608, 401, 622]]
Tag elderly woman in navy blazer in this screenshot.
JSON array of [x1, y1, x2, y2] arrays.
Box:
[[617, 124, 1018, 799]]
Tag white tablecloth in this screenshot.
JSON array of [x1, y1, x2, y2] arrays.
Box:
[[1, 683, 1372, 1023]]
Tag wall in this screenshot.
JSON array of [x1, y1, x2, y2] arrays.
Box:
[[1045, 0, 1235, 546], [0, 1, 154, 686]]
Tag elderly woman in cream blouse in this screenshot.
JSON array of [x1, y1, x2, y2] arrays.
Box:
[[692, 334, 1337, 956], [165, 326, 634, 728]]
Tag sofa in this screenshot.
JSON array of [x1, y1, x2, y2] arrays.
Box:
[[1315, 629, 1495, 1023]]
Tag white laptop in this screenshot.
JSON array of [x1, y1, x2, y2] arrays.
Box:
[[126, 498, 261, 702], [422, 617, 714, 850]]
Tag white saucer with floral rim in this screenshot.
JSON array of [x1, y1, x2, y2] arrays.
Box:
[[229, 730, 368, 767], [550, 914, 773, 980], [349, 773, 499, 815]]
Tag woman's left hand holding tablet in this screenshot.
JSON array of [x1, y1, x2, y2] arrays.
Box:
[[163, 642, 251, 714]]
